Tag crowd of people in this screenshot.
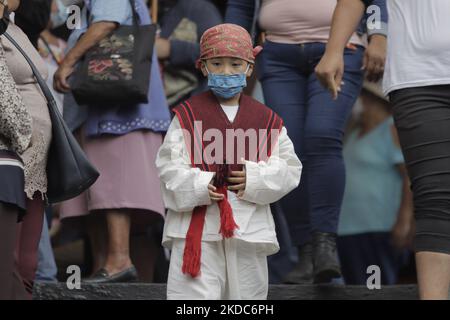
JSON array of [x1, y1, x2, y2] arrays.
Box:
[[0, 0, 448, 300]]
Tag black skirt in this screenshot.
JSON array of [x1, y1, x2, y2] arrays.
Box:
[[0, 150, 26, 217]]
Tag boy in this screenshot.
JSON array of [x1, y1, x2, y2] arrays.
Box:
[[156, 23, 302, 300]]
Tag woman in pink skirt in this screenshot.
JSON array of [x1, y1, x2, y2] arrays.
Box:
[[54, 0, 171, 282]]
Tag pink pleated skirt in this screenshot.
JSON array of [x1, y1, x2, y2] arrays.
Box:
[[59, 129, 165, 225]]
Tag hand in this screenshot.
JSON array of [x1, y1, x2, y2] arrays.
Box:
[[315, 52, 345, 100], [391, 212, 415, 249], [227, 170, 246, 198], [208, 173, 224, 202], [208, 184, 224, 202], [156, 37, 171, 60], [363, 34, 386, 82], [54, 62, 74, 93]]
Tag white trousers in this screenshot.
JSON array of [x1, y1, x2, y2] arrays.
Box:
[[167, 238, 269, 300]]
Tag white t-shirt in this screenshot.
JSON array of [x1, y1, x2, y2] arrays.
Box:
[[383, 0, 450, 95], [220, 104, 239, 122]]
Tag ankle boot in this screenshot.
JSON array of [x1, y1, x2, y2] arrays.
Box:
[[312, 232, 341, 284], [283, 242, 314, 284]]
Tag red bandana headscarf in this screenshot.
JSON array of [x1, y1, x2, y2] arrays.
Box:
[[195, 23, 263, 69]]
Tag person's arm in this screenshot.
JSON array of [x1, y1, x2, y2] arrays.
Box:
[[224, 0, 255, 33], [362, 0, 387, 82], [363, 34, 386, 82], [155, 117, 215, 213], [54, 0, 133, 93], [315, 0, 367, 99], [392, 164, 415, 249], [239, 127, 302, 206], [389, 125, 415, 249], [53, 21, 117, 92], [0, 45, 32, 154]]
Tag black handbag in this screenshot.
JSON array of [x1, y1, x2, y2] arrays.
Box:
[[4, 32, 100, 204], [71, 0, 156, 106]]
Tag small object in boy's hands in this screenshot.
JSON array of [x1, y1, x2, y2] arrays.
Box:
[[208, 161, 229, 202], [214, 160, 230, 188]]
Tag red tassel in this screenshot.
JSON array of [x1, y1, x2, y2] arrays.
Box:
[[181, 170, 239, 278], [217, 186, 239, 238], [182, 205, 207, 278]]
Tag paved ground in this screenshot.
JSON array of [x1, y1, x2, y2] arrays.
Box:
[[33, 283, 421, 300]]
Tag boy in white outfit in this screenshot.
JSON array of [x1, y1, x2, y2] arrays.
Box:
[[156, 23, 302, 300]]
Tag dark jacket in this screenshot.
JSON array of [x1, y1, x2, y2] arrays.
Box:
[[159, 0, 223, 100], [160, 0, 222, 68]]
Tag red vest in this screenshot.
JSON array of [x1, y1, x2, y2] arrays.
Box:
[[172, 91, 283, 277]]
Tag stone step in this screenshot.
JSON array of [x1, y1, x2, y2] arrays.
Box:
[[33, 283, 420, 300]]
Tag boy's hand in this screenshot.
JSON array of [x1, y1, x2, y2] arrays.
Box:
[[208, 174, 224, 201], [208, 184, 225, 201], [227, 169, 246, 197]]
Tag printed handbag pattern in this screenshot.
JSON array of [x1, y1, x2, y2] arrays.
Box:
[[71, 0, 156, 106], [87, 34, 135, 81]]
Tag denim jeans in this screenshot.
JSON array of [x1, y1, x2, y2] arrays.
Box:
[[35, 214, 58, 283], [257, 41, 364, 246], [337, 232, 407, 285]]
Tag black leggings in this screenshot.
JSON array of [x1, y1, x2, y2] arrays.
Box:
[[0, 202, 27, 300], [390, 85, 450, 254]]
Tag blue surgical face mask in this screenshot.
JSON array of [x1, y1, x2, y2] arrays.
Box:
[[206, 64, 249, 99], [50, 0, 70, 29]]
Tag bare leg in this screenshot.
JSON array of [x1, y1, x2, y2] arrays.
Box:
[[86, 213, 108, 275], [416, 251, 450, 300], [103, 210, 133, 275]]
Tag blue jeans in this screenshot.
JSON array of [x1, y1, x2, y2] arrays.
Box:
[[337, 233, 408, 285], [35, 214, 58, 283], [257, 41, 364, 246]]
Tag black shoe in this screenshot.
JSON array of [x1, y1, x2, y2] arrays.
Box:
[[312, 232, 341, 284], [83, 266, 138, 283], [283, 242, 314, 284]]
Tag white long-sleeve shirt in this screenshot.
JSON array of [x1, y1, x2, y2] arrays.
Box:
[[155, 117, 302, 255]]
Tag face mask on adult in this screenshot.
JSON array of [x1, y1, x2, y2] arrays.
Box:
[[205, 64, 250, 100], [50, 0, 83, 28], [50, 2, 67, 29]]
